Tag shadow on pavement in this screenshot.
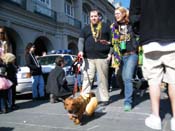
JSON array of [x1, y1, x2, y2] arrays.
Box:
[[109, 93, 124, 104], [15, 93, 49, 110], [16, 99, 49, 110], [81, 112, 106, 125], [160, 98, 172, 120], [132, 91, 150, 108]]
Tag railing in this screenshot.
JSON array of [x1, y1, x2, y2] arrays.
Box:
[[33, 1, 57, 21], [5, 0, 26, 9], [57, 12, 81, 29], [4, 0, 81, 28]]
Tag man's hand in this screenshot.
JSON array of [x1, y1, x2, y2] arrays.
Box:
[[99, 39, 111, 45], [78, 51, 83, 58]]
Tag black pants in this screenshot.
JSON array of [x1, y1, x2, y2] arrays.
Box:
[[0, 90, 8, 110]]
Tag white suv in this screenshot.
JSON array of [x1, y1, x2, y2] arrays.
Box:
[[16, 50, 77, 93]]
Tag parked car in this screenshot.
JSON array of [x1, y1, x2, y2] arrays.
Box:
[[16, 50, 78, 93]]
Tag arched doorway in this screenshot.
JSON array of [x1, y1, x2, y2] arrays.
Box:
[[68, 42, 78, 55], [33, 36, 53, 56], [6, 27, 23, 65]]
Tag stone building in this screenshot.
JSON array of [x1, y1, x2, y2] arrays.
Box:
[[0, 0, 114, 65]]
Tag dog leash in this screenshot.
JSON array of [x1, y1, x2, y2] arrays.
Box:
[[71, 55, 83, 97]]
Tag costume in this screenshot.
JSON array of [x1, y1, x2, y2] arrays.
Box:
[[0, 28, 13, 112], [78, 22, 111, 102], [0, 60, 12, 113], [110, 22, 138, 109], [2, 53, 18, 109]]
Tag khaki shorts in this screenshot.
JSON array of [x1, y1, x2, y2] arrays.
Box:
[[142, 51, 175, 85]]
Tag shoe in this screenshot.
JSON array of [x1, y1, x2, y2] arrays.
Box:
[[145, 114, 161, 130], [11, 105, 19, 110], [32, 98, 39, 101], [39, 96, 46, 100], [50, 98, 58, 104], [124, 104, 132, 112], [171, 118, 175, 131], [2, 108, 7, 114]]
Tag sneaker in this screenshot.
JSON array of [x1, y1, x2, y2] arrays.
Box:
[[50, 99, 58, 104], [171, 118, 175, 131], [145, 114, 161, 130], [124, 104, 132, 112]]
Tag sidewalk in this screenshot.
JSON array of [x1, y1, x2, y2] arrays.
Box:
[[0, 87, 172, 131]]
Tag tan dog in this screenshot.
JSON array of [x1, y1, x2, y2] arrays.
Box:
[[64, 92, 98, 125]]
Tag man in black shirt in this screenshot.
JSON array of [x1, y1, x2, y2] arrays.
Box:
[[78, 9, 111, 106]]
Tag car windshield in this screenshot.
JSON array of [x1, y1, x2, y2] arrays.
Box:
[[38, 55, 73, 67]]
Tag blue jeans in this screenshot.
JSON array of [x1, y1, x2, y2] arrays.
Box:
[[31, 75, 45, 98], [74, 74, 82, 87], [122, 53, 138, 106]]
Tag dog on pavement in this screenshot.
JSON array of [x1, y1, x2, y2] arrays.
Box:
[[64, 92, 98, 125]]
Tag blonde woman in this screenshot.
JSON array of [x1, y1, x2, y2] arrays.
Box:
[[111, 7, 138, 111]]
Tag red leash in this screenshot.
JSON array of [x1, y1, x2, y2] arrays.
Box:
[[72, 55, 83, 96]]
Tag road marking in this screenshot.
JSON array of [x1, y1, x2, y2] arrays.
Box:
[[87, 125, 99, 130], [14, 110, 68, 116], [1, 121, 82, 130]]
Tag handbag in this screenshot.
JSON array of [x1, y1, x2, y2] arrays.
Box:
[[0, 77, 13, 90]]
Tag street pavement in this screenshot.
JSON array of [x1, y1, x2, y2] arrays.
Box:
[[0, 87, 172, 131]]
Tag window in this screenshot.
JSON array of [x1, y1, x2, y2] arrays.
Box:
[[35, 0, 52, 17], [65, 0, 74, 17], [83, 11, 89, 25], [82, 4, 90, 25], [11, 0, 22, 4], [38, 0, 51, 8], [38, 0, 51, 7]]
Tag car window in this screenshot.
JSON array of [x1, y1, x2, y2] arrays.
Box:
[[64, 55, 73, 66], [38, 56, 59, 65], [38, 55, 73, 67]]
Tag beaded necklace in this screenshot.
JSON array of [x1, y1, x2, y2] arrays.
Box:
[[91, 22, 102, 42], [110, 22, 121, 68]]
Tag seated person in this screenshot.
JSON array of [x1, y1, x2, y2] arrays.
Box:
[[46, 56, 72, 103]]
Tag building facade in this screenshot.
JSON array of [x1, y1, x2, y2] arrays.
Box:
[[0, 0, 115, 65]]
